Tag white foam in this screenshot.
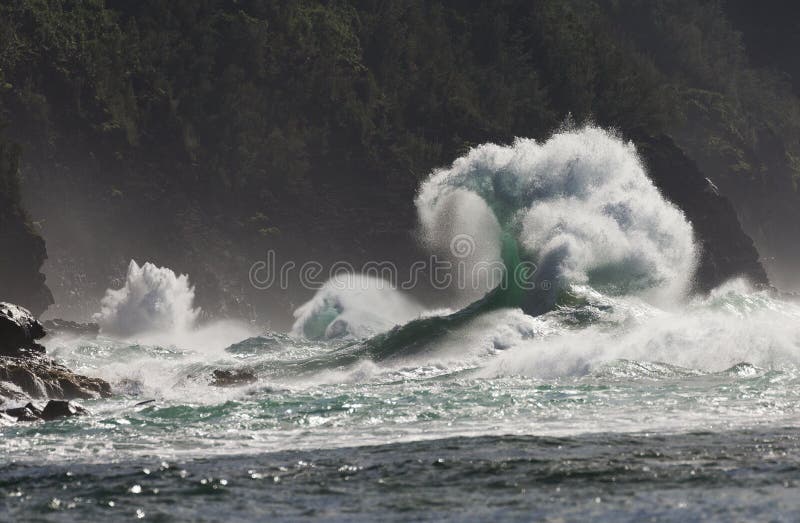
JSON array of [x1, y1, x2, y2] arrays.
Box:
[[482, 279, 800, 378], [416, 125, 698, 304], [291, 274, 426, 339], [94, 260, 200, 338]]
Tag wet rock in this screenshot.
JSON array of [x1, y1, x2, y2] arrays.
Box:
[[0, 355, 111, 401], [40, 400, 89, 420], [210, 368, 257, 387], [0, 381, 26, 404], [631, 133, 770, 292], [2, 400, 88, 422], [4, 402, 43, 421], [0, 302, 46, 356], [0, 302, 111, 404]]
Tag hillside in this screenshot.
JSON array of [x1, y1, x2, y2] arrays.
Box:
[[0, 0, 796, 324]]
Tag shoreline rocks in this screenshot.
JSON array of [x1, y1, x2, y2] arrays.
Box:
[[0, 354, 111, 401], [2, 399, 89, 422], [0, 302, 46, 356], [0, 302, 110, 421]]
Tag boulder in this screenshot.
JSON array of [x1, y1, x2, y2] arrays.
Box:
[[0, 302, 46, 356], [41, 400, 89, 420], [0, 355, 111, 400], [210, 368, 257, 387]]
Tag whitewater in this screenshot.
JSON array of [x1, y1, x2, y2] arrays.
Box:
[[5, 126, 800, 521]]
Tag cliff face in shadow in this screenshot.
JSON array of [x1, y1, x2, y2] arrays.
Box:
[[632, 133, 769, 292], [0, 137, 53, 317]]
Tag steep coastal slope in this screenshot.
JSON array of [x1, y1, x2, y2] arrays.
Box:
[[0, 134, 53, 316], [633, 133, 768, 291], [0, 0, 789, 324]]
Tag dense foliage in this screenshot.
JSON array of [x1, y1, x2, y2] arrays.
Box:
[[0, 0, 798, 319]]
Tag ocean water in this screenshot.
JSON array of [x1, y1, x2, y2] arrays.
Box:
[[4, 281, 800, 521], [4, 126, 799, 520], [5, 430, 800, 522]]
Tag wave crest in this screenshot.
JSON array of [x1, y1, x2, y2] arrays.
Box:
[[416, 125, 697, 306], [94, 260, 200, 337]]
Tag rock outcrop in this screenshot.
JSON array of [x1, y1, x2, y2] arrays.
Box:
[[3, 399, 89, 422], [210, 368, 257, 387], [0, 302, 110, 408], [0, 302, 46, 356], [0, 139, 53, 317], [632, 133, 770, 292], [0, 354, 111, 401]]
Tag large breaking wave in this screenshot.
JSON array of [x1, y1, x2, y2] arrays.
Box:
[[295, 125, 698, 341], [416, 125, 697, 308], [77, 126, 776, 391]]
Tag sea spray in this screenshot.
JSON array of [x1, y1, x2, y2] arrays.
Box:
[[414, 188, 505, 305], [416, 125, 698, 309], [292, 274, 425, 339], [291, 126, 699, 349], [94, 260, 200, 337]]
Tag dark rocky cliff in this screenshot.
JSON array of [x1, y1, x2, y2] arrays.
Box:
[[0, 138, 53, 316], [633, 133, 769, 292]]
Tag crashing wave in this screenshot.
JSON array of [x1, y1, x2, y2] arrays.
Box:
[[94, 260, 200, 338], [292, 125, 698, 348], [291, 274, 425, 340], [416, 125, 697, 311]]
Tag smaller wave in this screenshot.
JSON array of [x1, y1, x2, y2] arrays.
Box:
[[291, 274, 426, 340], [95, 260, 199, 338], [482, 279, 800, 379]]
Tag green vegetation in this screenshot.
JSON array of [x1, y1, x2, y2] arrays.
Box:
[[0, 1, 790, 191], [1, 0, 799, 315]]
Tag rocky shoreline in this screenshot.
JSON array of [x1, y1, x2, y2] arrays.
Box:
[[0, 302, 110, 422]]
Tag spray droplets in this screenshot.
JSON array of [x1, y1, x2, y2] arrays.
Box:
[[94, 260, 200, 338]]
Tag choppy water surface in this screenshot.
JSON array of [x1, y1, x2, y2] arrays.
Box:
[[4, 430, 800, 522], [3, 282, 800, 520]]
